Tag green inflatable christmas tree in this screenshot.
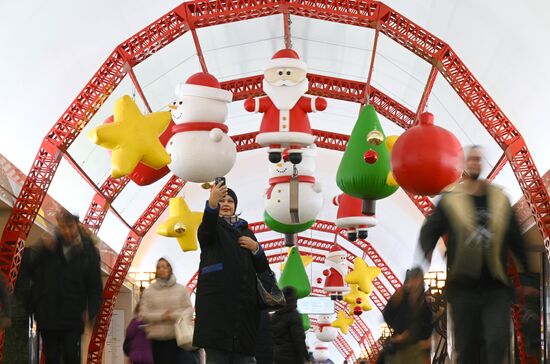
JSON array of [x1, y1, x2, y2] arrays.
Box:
[[279, 246, 311, 298], [279, 247, 312, 331], [336, 104, 398, 214], [301, 314, 310, 331]]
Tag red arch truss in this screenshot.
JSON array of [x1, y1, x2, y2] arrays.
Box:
[[0, 1, 547, 362]]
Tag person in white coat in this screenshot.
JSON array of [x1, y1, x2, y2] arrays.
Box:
[[140, 258, 199, 364]]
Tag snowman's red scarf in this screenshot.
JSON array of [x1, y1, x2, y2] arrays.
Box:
[[266, 176, 315, 198], [317, 322, 332, 332], [172, 122, 229, 134]]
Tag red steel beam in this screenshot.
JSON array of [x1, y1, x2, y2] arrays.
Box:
[[126, 64, 153, 113], [87, 175, 185, 363], [82, 176, 130, 235], [1, 1, 542, 360], [416, 64, 438, 119], [61, 151, 134, 232], [283, 9, 292, 49], [364, 28, 379, 101], [190, 28, 209, 73], [184, 3, 210, 74], [404, 192, 435, 218], [487, 152, 508, 182]]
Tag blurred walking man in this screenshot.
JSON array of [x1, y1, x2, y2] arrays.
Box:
[[418, 145, 528, 364], [27, 211, 103, 364]]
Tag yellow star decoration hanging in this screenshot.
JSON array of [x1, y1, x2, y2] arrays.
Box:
[[157, 197, 203, 252], [280, 248, 313, 271], [344, 284, 372, 312], [88, 95, 172, 178], [345, 257, 381, 294], [331, 310, 355, 335], [386, 135, 399, 187]]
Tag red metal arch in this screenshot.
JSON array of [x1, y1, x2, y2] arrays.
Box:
[[0, 1, 547, 362]]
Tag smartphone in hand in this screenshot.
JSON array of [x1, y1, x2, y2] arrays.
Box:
[[214, 177, 226, 186]]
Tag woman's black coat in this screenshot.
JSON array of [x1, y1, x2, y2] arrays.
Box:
[[193, 204, 269, 355], [271, 299, 310, 363]]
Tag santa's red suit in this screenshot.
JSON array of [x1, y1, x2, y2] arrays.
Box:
[[320, 245, 349, 299], [244, 49, 327, 153], [333, 193, 377, 241]]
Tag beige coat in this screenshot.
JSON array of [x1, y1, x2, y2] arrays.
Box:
[[140, 275, 193, 340]]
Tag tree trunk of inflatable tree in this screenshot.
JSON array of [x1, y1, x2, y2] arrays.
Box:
[[336, 105, 398, 216], [284, 233, 296, 247], [361, 200, 376, 216]]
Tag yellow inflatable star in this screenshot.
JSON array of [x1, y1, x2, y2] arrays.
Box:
[[386, 135, 400, 187], [385, 135, 399, 152], [345, 257, 381, 294], [386, 171, 399, 187], [331, 310, 355, 335], [280, 248, 313, 271], [157, 197, 203, 252], [88, 95, 172, 178], [344, 284, 372, 312]]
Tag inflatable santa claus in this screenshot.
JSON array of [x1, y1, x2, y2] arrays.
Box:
[[244, 49, 327, 164], [315, 314, 338, 342], [166, 72, 236, 182], [318, 245, 349, 300], [264, 146, 323, 233], [333, 193, 377, 241]]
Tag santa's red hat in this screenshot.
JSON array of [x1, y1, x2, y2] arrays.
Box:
[[327, 244, 346, 259], [175, 72, 232, 102], [265, 49, 308, 72]]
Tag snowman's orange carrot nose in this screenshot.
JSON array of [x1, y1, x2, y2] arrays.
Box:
[[168, 104, 177, 110]]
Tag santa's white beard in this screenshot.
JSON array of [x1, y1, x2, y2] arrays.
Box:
[[263, 78, 308, 110]]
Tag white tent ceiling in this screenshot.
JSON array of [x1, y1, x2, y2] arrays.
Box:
[[1, 0, 549, 359]]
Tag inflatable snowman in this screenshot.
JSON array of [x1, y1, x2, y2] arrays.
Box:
[[333, 193, 377, 241], [166, 72, 236, 183], [312, 341, 330, 361], [264, 146, 323, 233], [315, 314, 338, 342]]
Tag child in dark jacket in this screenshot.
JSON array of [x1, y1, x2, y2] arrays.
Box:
[[271, 286, 311, 364]]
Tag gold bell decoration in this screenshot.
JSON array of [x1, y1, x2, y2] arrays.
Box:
[[367, 129, 384, 146]]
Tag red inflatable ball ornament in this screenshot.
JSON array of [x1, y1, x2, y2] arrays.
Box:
[[391, 112, 464, 196], [363, 150, 378, 164]]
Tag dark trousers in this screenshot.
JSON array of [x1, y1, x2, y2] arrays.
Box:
[[40, 329, 81, 364], [205, 348, 256, 364], [152, 339, 199, 364], [448, 285, 512, 364]]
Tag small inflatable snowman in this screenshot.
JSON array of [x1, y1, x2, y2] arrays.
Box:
[[264, 146, 323, 233], [315, 314, 338, 342], [166, 72, 236, 183], [312, 341, 330, 361], [333, 193, 377, 241]]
